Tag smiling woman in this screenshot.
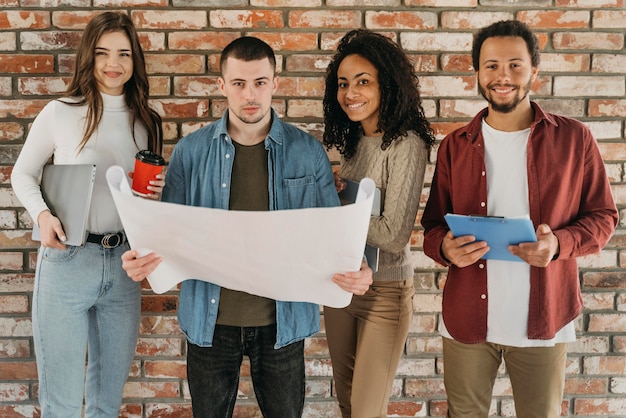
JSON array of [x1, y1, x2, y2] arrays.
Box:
[[10, 11, 162, 418], [322, 29, 435, 418], [93, 31, 134, 95]]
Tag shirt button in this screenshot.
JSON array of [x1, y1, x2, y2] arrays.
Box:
[[480, 201, 486, 207], [222, 183, 227, 188], [210, 299, 216, 304], [481, 294, 487, 299], [482, 171, 485, 176], [225, 154, 231, 159], [478, 263, 484, 269]]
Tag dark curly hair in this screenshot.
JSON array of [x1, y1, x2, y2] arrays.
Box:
[[472, 20, 541, 71], [323, 29, 435, 160]]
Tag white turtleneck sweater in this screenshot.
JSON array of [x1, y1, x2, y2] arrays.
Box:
[[11, 93, 147, 234]]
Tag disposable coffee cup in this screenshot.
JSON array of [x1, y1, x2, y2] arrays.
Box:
[[132, 150, 165, 196]]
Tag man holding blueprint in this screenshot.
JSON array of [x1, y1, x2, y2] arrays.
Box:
[[421, 20, 618, 418], [120, 37, 372, 418]]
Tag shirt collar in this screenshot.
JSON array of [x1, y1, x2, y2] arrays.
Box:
[[216, 108, 283, 146]]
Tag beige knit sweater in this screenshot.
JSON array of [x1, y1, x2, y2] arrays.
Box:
[[340, 131, 429, 281]]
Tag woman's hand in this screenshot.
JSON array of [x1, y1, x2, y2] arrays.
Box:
[[144, 173, 165, 200], [37, 210, 67, 250], [128, 172, 165, 200], [333, 170, 346, 193], [332, 258, 373, 295]]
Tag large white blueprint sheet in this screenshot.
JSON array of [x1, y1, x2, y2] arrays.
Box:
[[106, 166, 375, 308]]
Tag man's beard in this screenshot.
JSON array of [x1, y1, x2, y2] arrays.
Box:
[[478, 80, 531, 113]]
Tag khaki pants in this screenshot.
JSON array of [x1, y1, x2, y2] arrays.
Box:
[[442, 337, 567, 418], [324, 279, 414, 418]]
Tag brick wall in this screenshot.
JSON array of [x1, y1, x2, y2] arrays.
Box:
[[1, 1, 625, 417]]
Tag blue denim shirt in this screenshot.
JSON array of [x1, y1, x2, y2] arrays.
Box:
[[162, 110, 340, 349]]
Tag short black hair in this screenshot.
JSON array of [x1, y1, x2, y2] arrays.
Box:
[[472, 20, 541, 71], [220, 36, 276, 75]]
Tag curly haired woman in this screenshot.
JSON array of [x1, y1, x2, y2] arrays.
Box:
[[323, 29, 435, 418]]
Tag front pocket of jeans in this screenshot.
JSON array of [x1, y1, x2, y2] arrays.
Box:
[[42, 245, 80, 263]]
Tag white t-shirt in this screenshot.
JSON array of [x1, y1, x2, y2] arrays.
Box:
[[440, 119, 575, 347]]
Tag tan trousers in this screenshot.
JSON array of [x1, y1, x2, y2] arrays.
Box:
[[442, 337, 567, 418], [324, 279, 414, 418]]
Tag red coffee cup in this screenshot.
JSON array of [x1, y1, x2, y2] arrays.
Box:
[[132, 150, 165, 196]]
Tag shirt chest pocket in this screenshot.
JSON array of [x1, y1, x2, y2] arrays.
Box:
[[282, 176, 316, 209]]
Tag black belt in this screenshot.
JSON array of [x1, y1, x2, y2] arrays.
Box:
[[86, 231, 126, 248]]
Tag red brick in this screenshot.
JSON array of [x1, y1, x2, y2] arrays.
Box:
[[441, 11, 513, 29], [173, 76, 220, 97], [0, 11, 50, 29], [95, 0, 167, 5], [141, 294, 178, 313], [589, 99, 626, 117], [555, 0, 623, 6], [20, 31, 82, 51], [304, 336, 329, 356], [582, 271, 626, 289], [210, 10, 284, 28], [518, 10, 590, 28], [249, 32, 318, 51], [51, 10, 106, 29], [405, 378, 446, 397], [150, 99, 209, 120], [441, 54, 474, 72], [17, 77, 70, 95], [593, 10, 626, 28], [132, 10, 207, 30], [276, 76, 325, 97], [285, 54, 332, 73], [553, 32, 624, 50], [0, 123, 24, 141], [139, 32, 166, 52], [144, 360, 187, 379], [169, 31, 241, 51], [365, 11, 437, 29], [136, 337, 184, 357], [144, 403, 193, 417], [0, 339, 30, 358], [388, 400, 428, 415], [0, 296, 28, 313], [289, 10, 361, 29], [0, 55, 54, 74], [574, 397, 626, 415], [0, 405, 40, 417], [123, 381, 181, 399], [0, 361, 37, 379], [565, 377, 608, 395], [286, 99, 322, 118], [145, 54, 205, 74]]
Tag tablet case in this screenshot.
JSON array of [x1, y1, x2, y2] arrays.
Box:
[[444, 214, 537, 262], [32, 164, 97, 246], [338, 178, 382, 272]]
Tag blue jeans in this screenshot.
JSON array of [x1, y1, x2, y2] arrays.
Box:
[[33, 242, 140, 418], [187, 324, 305, 418]]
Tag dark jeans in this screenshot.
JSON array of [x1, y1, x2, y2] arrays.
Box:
[[186, 324, 305, 418]]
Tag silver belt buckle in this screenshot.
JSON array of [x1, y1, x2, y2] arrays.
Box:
[[101, 232, 123, 248]]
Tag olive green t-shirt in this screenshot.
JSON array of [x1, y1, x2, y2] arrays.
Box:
[[216, 139, 277, 327]]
